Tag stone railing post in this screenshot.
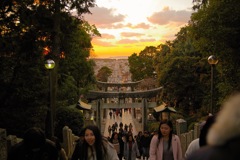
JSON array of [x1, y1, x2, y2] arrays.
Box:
[[0, 128, 7, 160], [194, 123, 200, 139], [63, 126, 79, 159], [176, 119, 187, 136], [63, 126, 71, 157]]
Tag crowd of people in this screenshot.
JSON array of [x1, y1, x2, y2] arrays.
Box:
[[7, 93, 240, 160], [72, 121, 181, 160], [108, 122, 133, 137]]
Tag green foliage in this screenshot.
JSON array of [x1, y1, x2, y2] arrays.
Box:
[[0, 106, 47, 137], [128, 53, 143, 81], [55, 106, 84, 141], [146, 121, 159, 132], [57, 75, 79, 107], [165, 0, 240, 115], [129, 0, 240, 118], [0, 0, 97, 136], [128, 46, 157, 81], [190, 0, 240, 100], [96, 66, 112, 82], [157, 55, 206, 113]]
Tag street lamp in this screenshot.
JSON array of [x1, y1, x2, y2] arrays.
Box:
[[45, 59, 55, 138], [208, 55, 218, 114]]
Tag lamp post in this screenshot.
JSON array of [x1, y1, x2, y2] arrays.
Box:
[[45, 59, 55, 138], [208, 55, 218, 114]]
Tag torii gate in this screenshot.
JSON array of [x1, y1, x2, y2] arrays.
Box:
[[85, 81, 163, 132]]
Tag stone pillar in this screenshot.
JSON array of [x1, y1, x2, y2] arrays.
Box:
[[194, 123, 201, 139], [176, 119, 187, 136], [0, 128, 7, 160], [142, 99, 147, 131], [97, 100, 101, 132], [180, 133, 187, 156], [133, 108, 136, 118], [186, 130, 194, 146], [103, 98, 107, 119], [62, 126, 75, 158]]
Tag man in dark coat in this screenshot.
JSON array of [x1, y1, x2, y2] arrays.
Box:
[[140, 131, 151, 160]]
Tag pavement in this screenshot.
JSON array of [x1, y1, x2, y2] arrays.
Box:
[[103, 109, 140, 137]]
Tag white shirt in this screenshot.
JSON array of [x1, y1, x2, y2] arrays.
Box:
[[185, 138, 200, 159]]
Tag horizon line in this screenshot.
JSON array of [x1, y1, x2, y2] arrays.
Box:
[[90, 56, 129, 59]]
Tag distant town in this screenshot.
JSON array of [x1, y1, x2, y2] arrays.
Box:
[[93, 58, 132, 83]]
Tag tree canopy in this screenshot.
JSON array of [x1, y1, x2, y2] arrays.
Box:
[[96, 66, 112, 82], [0, 0, 98, 137], [128, 0, 240, 116]]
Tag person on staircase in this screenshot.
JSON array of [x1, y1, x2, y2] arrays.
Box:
[[110, 132, 124, 160], [141, 131, 151, 160], [124, 134, 140, 160], [149, 120, 182, 160], [71, 125, 119, 160]]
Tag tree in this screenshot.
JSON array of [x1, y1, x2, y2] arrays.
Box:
[[0, 0, 98, 136], [157, 55, 204, 114], [96, 66, 112, 82], [190, 0, 240, 102], [55, 106, 84, 141], [128, 46, 157, 81]]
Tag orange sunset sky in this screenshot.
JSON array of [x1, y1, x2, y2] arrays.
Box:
[[83, 0, 194, 58]]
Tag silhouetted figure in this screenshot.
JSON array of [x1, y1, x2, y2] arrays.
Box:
[[51, 136, 68, 160], [109, 111, 113, 119], [7, 127, 58, 160], [141, 131, 151, 160], [187, 93, 240, 160]]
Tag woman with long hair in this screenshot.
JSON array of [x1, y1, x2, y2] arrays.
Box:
[[124, 134, 140, 160], [71, 125, 119, 160], [110, 132, 124, 160], [149, 119, 182, 160]]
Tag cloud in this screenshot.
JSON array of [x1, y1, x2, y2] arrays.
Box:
[[139, 38, 156, 42], [117, 39, 139, 44], [110, 22, 150, 29], [83, 6, 125, 27], [147, 6, 192, 25], [111, 23, 126, 29], [98, 33, 115, 39], [125, 23, 151, 29], [92, 39, 116, 47], [133, 23, 150, 29], [120, 32, 144, 37]]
